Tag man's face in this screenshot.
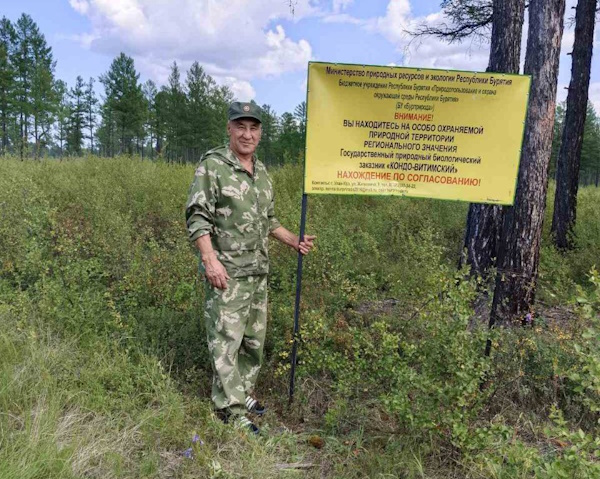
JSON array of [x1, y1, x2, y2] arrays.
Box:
[[227, 119, 262, 158]]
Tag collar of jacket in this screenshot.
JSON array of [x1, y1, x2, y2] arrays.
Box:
[[201, 144, 257, 174]]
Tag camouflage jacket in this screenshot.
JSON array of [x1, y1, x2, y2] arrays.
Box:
[[185, 145, 281, 278]]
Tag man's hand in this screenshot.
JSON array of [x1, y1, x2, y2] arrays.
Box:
[[194, 236, 229, 289], [203, 253, 230, 289], [297, 235, 316, 255], [270, 226, 316, 255]]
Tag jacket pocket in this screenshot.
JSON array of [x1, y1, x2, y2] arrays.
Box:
[[213, 234, 260, 251]]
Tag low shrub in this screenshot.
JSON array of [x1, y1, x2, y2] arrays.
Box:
[[1, 157, 599, 478]]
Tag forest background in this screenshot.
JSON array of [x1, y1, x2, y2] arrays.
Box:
[[1, 13, 600, 183]]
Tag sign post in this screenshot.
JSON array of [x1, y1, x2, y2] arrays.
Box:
[[288, 61, 530, 403], [288, 193, 308, 405]]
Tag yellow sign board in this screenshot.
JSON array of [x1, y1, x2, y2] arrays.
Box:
[[304, 62, 530, 204]]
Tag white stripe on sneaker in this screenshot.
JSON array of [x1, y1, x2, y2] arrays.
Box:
[[238, 416, 252, 427], [236, 415, 259, 434], [246, 396, 257, 410]]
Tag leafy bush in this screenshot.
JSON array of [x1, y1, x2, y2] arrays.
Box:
[[1, 157, 600, 478]]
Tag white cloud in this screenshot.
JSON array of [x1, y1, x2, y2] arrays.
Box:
[[69, 0, 594, 108], [367, 0, 490, 72], [69, 0, 90, 15], [561, 29, 575, 55], [321, 13, 364, 25], [257, 25, 312, 78], [371, 0, 412, 38], [69, 0, 316, 99], [220, 77, 256, 102], [58, 32, 98, 49], [332, 0, 353, 13], [402, 36, 490, 71]]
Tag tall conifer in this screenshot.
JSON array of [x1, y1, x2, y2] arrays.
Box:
[[0, 17, 16, 154]]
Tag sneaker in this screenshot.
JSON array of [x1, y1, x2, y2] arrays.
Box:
[[215, 408, 232, 424], [236, 415, 260, 435], [245, 396, 267, 416]]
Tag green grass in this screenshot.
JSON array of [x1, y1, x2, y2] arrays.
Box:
[[1, 156, 599, 478]]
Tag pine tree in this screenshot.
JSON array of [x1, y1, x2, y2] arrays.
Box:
[[66, 75, 85, 155], [579, 102, 600, 185], [293, 101, 307, 147], [84, 77, 98, 155], [256, 104, 279, 166], [153, 88, 168, 157], [163, 62, 187, 161], [142, 79, 157, 159], [276, 112, 302, 164], [185, 61, 214, 158], [183, 62, 234, 160], [208, 84, 233, 147], [13, 14, 37, 158], [29, 19, 55, 157], [491, 0, 566, 324], [53, 79, 68, 156], [99, 53, 145, 155], [96, 99, 116, 157], [549, 101, 600, 185], [460, 0, 526, 276], [551, 0, 598, 249], [0, 17, 16, 154], [549, 101, 566, 179]]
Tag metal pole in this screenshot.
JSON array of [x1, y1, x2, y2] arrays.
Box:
[[288, 193, 308, 405]]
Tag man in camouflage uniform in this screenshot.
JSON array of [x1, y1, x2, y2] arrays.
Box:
[[185, 102, 315, 432]]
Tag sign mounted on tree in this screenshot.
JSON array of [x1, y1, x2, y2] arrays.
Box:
[[304, 62, 531, 205]]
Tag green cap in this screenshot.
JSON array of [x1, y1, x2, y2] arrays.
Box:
[[228, 102, 262, 123]]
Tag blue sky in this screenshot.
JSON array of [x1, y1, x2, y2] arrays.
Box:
[[3, 0, 598, 115]]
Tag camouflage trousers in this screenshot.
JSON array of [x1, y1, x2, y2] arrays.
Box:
[[205, 274, 268, 415]]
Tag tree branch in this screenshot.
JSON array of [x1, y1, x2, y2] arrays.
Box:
[[408, 16, 493, 43], [407, 0, 493, 43]]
